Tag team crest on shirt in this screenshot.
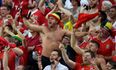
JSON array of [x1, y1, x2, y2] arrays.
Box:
[[106, 45, 110, 49]]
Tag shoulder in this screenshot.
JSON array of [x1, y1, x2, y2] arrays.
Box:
[[58, 63, 69, 70], [73, 63, 81, 70], [96, 57, 106, 64], [43, 65, 51, 70]]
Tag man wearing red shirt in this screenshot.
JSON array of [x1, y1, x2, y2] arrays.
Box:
[[59, 43, 99, 70], [0, 36, 23, 70], [95, 27, 115, 60], [64, 30, 107, 70]]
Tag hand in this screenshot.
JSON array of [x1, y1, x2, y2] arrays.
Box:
[[6, 15, 14, 24], [59, 43, 65, 50], [23, 18, 30, 26], [15, 11, 20, 20], [56, 0, 63, 8], [53, 4, 59, 11], [80, 6, 86, 13], [6, 15, 13, 19], [4, 46, 10, 52]]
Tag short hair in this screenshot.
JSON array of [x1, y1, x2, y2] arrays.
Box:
[[85, 50, 96, 58], [53, 49, 62, 57], [111, 5, 116, 10], [90, 40, 100, 48], [1, 4, 12, 11], [70, 0, 80, 6], [99, 10, 107, 19]]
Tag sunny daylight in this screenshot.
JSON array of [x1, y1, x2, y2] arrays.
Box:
[[0, 0, 116, 70]]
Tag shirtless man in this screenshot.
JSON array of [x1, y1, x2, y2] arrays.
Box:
[[24, 11, 87, 68]]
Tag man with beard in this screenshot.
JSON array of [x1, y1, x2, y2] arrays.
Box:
[[59, 43, 99, 70], [43, 49, 68, 70], [62, 29, 107, 70], [24, 11, 87, 68]]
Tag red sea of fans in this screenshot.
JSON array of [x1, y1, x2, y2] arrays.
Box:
[[0, 0, 116, 70]]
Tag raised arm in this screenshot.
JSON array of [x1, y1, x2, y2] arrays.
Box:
[[59, 43, 76, 69], [3, 47, 10, 70], [45, 4, 58, 19], [70, 30, 85, 55], [4, 26, 15, 36], [64, 29, 88, 37], [97, 58, 107, 70], [38, 0, 46, 14], [57, 0, 75, 23], [23, 19, 43, 33], [12, 47, 23, 56], [57, 0, 72, 17]]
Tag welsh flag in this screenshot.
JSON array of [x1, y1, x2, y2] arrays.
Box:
[[74, 12, 99, 29]]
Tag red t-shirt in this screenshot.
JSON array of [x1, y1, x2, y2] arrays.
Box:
[[19, 46, 28, 66], [75, 41, 88, 64], [8, 50, 16, 70], [74, 63, 95, 70], [0, 51, 3, 70], [0, 19, 3, 26], [97, 37, 115, 56], [20, 0, 30, 17], [0, 50, 16, 70], [32, 9, 48, 26], [26, 34, 41, 47], [10, 0, 20, 18]]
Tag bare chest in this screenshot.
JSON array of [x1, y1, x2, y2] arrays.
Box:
[[45, 31, 64, 42]]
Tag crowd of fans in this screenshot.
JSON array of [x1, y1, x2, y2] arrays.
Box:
[[0, 0, 116, 70]]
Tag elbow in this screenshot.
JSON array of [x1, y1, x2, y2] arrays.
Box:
[[19, 50, 23, 56], [13, 48, 24, 56]]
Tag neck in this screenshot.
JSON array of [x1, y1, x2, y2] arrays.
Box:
[[82, 63, 91, 66], [112, 17, 116, 23], [49, 25, 58, 32], [49, 27, 57, 32], [99, 36, 108, 41]]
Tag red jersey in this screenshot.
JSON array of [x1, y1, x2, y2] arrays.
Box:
[[0, 50, 16, 70], [97, 37, 115, 56], [75, 41, 88, 64], [19, 46, 28, 66], [0, 51, 3, 70], [11, 0, 21, 18], [26, 34, 41, 47], [0, 19, 3, 26], [31, 9, 48, 26], [74, 63, 95, 70]]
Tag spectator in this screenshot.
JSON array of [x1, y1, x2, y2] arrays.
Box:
[[43, 49, 69, 70], [59, 43, 99, 70]]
